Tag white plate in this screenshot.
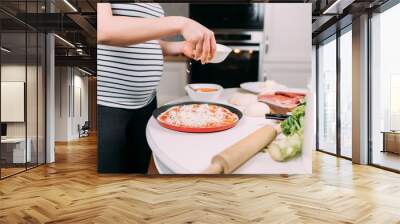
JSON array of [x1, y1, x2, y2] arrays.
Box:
[[240, 82, 267, 94], [240, 82, 307, 95]]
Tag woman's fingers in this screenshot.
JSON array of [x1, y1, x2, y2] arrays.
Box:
[[201, 32, 211, 64], [194, 33, 204, 60], [182, 41, 195, 58], [209, 32, 216, 62]]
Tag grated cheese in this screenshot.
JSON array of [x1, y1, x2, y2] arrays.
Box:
[[160, 104, 237, 128]]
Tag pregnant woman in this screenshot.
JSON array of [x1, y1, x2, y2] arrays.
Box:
[[97, 3, 216, 173]]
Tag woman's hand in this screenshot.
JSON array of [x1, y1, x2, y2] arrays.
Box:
[[159, 40, 210, 62], [180, 18, 216, 64], [159, 40, 194, 58], [181, 41, 196, 59]]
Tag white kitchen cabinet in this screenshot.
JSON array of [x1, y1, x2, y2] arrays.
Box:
[[157, 59, 188, 106], [262, 3, 312, 89]]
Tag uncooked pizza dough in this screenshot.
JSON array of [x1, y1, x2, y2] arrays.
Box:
[[244, 102, 270, 117], [229, 92, 257, 106]]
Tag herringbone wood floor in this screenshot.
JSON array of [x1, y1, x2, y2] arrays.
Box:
[[1, 135, 400, 224]]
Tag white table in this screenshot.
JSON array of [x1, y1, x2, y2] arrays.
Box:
[[1, 138, 32, 163], [146, 88, 313, 174]]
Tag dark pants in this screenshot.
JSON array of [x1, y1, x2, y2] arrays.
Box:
[[97, 98, 156, 173]]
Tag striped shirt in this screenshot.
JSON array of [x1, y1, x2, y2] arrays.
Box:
[[97, 3, 164, 109]]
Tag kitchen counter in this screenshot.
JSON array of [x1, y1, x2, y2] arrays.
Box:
[[146, 88, 313, 174]]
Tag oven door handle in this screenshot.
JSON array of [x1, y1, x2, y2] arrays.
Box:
[[265, 39, 269, 54], [227, 45, 260, 51]]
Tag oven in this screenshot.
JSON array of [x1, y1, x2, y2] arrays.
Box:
[[189, 3, 264, 30], [189, 30, 263, 88]]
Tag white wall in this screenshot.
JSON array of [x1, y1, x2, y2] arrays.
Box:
[[311, 45, 317, 149], [72, 73, 89, 138], [55, 66, 69, 141], [1, 65, 38, 138], [262, 3, 312, 88], [1, 82, 25, 122], [1, 65, 27, 142], [1, 63, 46, 163], [311, 46, 316, 92], [54, 67, 89, 141]]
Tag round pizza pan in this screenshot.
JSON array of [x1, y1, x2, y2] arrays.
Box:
[[152, 101, 243, 133]]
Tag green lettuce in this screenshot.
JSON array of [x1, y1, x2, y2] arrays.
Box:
[[280, 102, 306, 136]]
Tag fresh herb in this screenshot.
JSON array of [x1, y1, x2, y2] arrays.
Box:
[[280, 102, 306, 136]]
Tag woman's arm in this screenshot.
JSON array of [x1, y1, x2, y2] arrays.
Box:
[[97, 3, 183, 46], [97, 3, 215, 63]]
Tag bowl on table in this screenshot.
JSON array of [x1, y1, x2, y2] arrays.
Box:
[[185, 83, 223, 102]]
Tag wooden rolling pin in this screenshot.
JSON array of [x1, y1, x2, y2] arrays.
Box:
[[203, 125, 279, 174]]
